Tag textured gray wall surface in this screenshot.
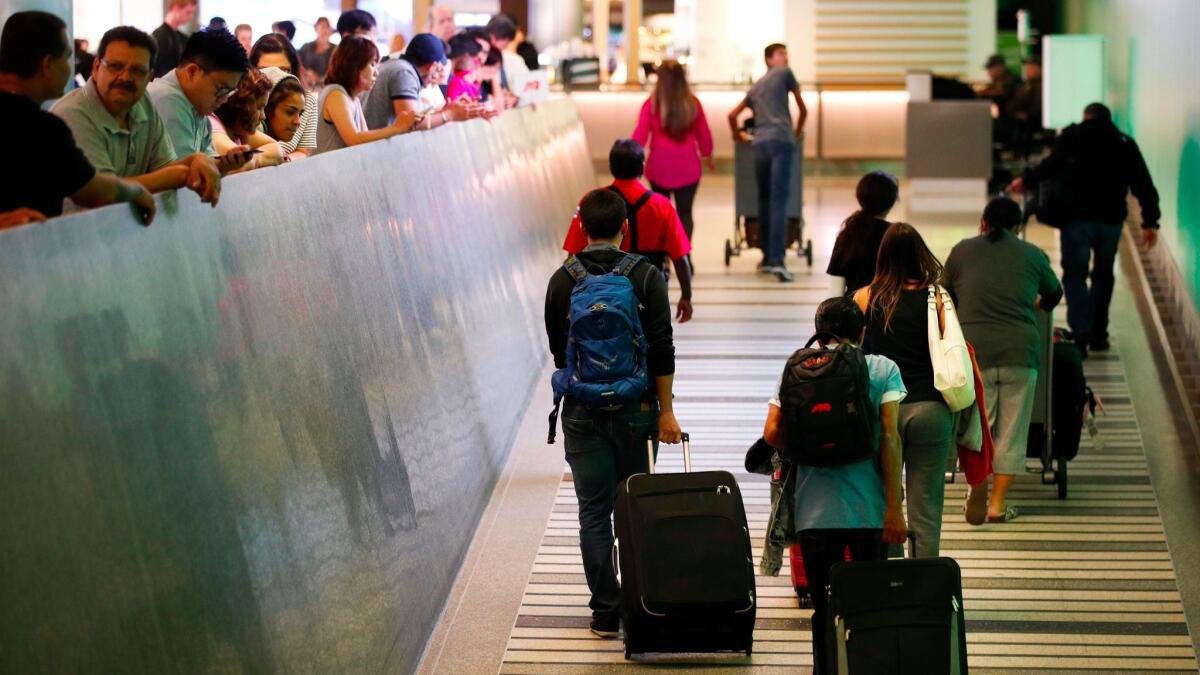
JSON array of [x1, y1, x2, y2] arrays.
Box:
[[905, 101, 993, 179], [0, 99, 593, 674]]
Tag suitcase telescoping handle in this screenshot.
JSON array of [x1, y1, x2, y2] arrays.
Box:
[[646, 432, 691, 474]]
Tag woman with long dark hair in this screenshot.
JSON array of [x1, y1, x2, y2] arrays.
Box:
[[632, 60, 713, 249], [945, 197, 1062, 523], [854, 223, 953, 556], [827, 171, 899, 295]]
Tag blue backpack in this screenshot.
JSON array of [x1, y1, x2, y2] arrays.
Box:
[[548, 254, 650, 443]]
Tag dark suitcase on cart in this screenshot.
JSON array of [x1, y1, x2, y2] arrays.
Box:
[[827, 557, 967, 675], [614, 433, 757, 659], [725, 137, 813, 267]]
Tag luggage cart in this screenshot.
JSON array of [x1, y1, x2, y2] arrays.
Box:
[[725, 138, 813, 268]]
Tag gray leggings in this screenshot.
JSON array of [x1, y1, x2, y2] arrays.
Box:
[[899, 400, 955, 557]]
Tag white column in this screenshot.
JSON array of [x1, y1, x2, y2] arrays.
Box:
[[592, 0, 608, 84], [623, 0, 641, 87]]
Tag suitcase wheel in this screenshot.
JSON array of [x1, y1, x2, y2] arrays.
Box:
[[724, 239, 733, 267], [804, 240, 813, 267]]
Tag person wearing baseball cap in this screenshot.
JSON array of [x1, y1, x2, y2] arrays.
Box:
[[364, 32, 480, 131]]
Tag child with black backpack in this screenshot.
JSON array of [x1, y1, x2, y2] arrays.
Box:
[[761, 297, 908, 675], [544, 187, 683, 639]]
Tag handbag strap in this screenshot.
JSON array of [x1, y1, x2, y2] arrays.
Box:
[[929, 285, 952, 337]]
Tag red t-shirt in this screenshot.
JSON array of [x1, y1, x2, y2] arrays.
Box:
[[562, 179, 691, 260]]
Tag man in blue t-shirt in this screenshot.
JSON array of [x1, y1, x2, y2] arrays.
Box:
[[763, 296, 907, 675]]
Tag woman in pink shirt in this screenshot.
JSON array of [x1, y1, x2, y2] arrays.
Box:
[[632, 60, 714, 252]]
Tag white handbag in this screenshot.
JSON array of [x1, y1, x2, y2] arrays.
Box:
[[928, 285, 976, 412]]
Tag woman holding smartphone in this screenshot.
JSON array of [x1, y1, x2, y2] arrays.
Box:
[[314, 37, 414, 156], [211, 67, 284, 172]]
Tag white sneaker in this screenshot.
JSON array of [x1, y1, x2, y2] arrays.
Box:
[[773, 266, 794, 282]]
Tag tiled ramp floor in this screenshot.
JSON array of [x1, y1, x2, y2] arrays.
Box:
[[500, 180, 1197, 673]]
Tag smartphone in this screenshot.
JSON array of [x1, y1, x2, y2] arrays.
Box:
[[210, 149, 264, 160]]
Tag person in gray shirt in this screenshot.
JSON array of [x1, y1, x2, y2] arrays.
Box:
[[726, 43, 807, 282], [944, 196, 1063, 523], [363, 33, 478, 132]]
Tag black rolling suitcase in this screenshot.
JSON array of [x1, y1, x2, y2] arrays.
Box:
[[614, 433, 756, 659], [827, 557, 967, 674]]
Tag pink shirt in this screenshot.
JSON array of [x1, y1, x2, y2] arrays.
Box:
[[631, 97, 714, 190], [447, 71, 481, 101]]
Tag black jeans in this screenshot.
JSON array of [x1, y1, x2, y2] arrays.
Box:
[[650, 181, 699, 243], [561, 401, 659, 618], [798, 528, 885, 675]]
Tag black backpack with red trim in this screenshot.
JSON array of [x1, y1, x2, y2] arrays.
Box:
[[779, 334, 878, 466]]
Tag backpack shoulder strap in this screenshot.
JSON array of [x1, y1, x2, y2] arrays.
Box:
[[628, 191, 652, 252], [563, 255, 588, 283], [615, 253, 643, 278]]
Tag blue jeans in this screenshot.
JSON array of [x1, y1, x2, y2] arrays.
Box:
[[753, 140, 795, 265], [561, 401, 659, 618], [1060, 220, 1122, 340]]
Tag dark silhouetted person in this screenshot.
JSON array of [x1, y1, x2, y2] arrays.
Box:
[[0, 11, 155, 225], [1010, 103, 1160, 351]]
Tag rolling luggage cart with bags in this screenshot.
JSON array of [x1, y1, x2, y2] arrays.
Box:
[[725, 134, 813, 268]]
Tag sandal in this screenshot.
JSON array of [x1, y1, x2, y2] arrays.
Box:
[[964, 483, 988, 526], [986, 506, 1019, 523]]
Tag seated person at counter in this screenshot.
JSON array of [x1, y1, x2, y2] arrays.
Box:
[[563, 139, 693, 323], [146, 27, 254, 174], [52, 26, 223, 206], [978, 54, 1021, 115], [1006, 57, 1043, 129], [212, 66, 283, 171], [0, 11, 155, 226]]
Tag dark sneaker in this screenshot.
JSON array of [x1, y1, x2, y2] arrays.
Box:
[[590, 613, 620, 638], [1089, 337, 1111, 352]]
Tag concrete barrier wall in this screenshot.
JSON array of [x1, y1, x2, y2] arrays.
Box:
[[0, 99, 592, 674]]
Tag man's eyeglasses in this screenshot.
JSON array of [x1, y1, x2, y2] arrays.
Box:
[[212, 79, 238, 101], [99, 58, 150, 80]]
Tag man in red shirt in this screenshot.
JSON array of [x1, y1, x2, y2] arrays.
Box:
[[563, 139, 693, 322]]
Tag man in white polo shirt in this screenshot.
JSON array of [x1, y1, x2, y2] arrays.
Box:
[[53, 26, 224, 206]]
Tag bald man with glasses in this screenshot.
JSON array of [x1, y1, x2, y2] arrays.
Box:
[[53, 26, 226, 206]]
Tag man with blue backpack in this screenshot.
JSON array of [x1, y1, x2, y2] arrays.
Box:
[[545, 187, 682, 639]]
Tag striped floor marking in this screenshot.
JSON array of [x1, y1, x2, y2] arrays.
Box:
[[501, 207, 1196, 673]]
